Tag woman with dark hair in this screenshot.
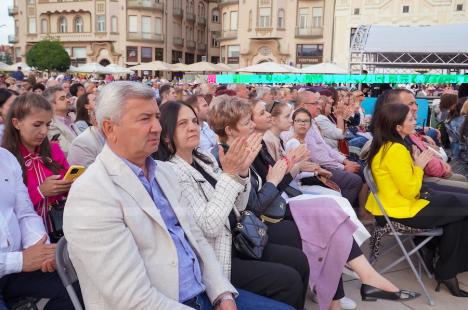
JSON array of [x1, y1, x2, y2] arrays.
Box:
[[155, 100, 304, 310], [366, 103, 468, 297], [0, 88, 19, 141], [74, 92, 96, 134], [32, 83, 46, 95], [209, 96, 418, 310], [1, 93, 72, 234]]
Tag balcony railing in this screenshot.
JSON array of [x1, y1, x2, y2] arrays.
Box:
[[173, 7, 183, 18], [219, 30, 237, 40], [127, 32, 164, 42], [218, 0, 238, 7], [173, 36, 184, 47], [8, 6, 18, 16], [127, 0, 164, 11], [8, 35, 18, 44], [186, 40, 196, 49], [197, 42, 207, 52], [197, 16, 207, 25], [295, 27, 323, 38]]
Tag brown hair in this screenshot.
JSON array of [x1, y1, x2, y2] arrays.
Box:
[[208, 95, 252, 142], [1, 93, 63, 183], [439, 93, 458, 111], [265, 101, 289, 117]]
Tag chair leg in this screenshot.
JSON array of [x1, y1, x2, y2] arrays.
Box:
[[409, 238, 434, 279], [385, 236, 436, 306]]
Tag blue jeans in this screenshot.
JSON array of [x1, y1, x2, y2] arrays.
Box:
[[184, 289, 295, 310], [347, 135, 368, 149]]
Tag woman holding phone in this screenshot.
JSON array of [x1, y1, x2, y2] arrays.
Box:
[[2, 93, 72, 234]]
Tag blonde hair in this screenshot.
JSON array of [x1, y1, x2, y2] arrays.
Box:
[[208, 95, 251, 142]]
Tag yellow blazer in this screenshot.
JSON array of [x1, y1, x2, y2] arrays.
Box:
[[365, 142, 429, 219]]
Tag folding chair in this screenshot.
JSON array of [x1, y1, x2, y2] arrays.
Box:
[[55, 237, 84, 310], [363, 166, 443, 306]]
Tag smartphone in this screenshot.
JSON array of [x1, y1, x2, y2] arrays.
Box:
[[63, 165, 85, 182]]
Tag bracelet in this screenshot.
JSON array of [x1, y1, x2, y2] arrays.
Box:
[[281, 156, 290, 167]]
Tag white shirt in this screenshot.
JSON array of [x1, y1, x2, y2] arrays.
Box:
[[0, 147, 47, 278], [198, 122, 217, 153]]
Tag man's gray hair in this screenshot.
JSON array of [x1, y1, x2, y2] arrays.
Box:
[[256, 86, 270, 99], [95, 81, 154, 130], [42, 85, 64, 104]]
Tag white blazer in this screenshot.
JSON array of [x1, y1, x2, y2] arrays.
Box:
[[63, 145, 235, 310]]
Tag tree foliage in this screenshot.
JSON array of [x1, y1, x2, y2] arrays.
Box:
[[26, 38, 71, 71]]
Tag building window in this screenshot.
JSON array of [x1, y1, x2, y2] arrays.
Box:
[[27, 0, 35, 4], [456, 4, 463, 11], [155, 17, 162, 34], [211, 33, 219, 47], [155, 48, 164, 61], [198, 2, 205, 17], [28, 18, 36, 34], [141, 47, 152, 62], [230, 11, 238, 31], [59, 16, 67, 33], [402, 5, 410, 13], [128, 16, 137, 33], [258, 7, 271, 28], [248, 10, 252, 30], [296, 44, 323, 66], [141, 16, 151, 38], [227, 45, 240, 64], [298, 8, 309, 28], [353, 8, 360, 15], [172, 50, 182, 64], [212, 9, 219, 23], [277, 9, 285, 28], [97, 15, 105, 32], [127, 46, 138, 62], [41, 18, 48, 33], [350, 27, 357, 46], [74, 16, 84, 32], [111, 16, 118, 33], [97, 2, 105, 13], [73, 47, 87, 59], [312, 7, 323, 27]]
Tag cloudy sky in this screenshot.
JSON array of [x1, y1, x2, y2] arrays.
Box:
[[0, 0, 15, 45]]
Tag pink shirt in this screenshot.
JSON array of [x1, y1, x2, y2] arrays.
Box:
[[20, 142, 70, 210]]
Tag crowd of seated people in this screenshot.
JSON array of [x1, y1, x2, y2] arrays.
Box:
[[1, 74, 468, 310]]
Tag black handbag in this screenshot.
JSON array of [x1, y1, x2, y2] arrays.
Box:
[[232, 209, 268, 260], [300, 175, 341, 193], [261, 195, 287, 223], [48, 199, 66, 243]]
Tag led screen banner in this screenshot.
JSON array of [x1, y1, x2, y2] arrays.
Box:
[[210, 74, 468, 84]]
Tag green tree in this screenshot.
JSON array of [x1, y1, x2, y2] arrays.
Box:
[[0, 52, 13, 65], [26, 38, 71, 72]]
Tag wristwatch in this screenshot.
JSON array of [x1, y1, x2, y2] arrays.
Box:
[[213, 293, 235, 308]]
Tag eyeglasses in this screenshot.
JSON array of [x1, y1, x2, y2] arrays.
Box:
[[294, 119, 311, 125], [268, 101, 280, 113]]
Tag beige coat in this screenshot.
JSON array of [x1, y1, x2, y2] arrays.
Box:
[[63, 145, 236, 310]]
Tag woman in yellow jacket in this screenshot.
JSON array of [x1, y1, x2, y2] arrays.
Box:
[[366, 102, 468, 297]]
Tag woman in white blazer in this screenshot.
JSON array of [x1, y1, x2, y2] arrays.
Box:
[[155, 101, 309, 310]]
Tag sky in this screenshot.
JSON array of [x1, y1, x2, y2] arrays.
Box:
[[0, 0, 15, 45]]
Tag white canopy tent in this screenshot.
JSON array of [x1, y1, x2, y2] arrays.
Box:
[[214, 63, 234, 72], [69, 63, 106, 74], [184, 61, 219, 72], [1, 62, 32, 72], [102, 64, 134, 75], [236, 62, 299, 73], [299, 63, 347, 74], [128, 61, 172, 71], [170, 63, 189, 72]]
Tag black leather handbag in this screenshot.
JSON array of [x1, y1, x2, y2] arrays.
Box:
[[232, 209, 268, 260], [261, 195, 287, 223]]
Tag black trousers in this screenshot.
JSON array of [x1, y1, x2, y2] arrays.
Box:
[[382, 183, 468, 280], [231, 243, 309, 310], [0, 271, 76, 310]]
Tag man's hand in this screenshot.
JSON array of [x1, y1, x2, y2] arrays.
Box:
[[216, 299, 237, 310], [41, 258, 56, 273], [22, 235, 56, 272]]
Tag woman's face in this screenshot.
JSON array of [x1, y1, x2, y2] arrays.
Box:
[[272, 105, 292, 132], [86, 93, 96, 111], [293, 112, 311, 137], [33, 88, 43, 95], [252, 101, 272, 133], [229, 113, 255, 140], [321, 97, 333, 116], [12, 108, 52, 151], [397, 111, 416, 137], [173, 105, 200, 152]]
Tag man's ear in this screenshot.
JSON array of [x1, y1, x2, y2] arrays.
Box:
[[101, 119, 115, 143]]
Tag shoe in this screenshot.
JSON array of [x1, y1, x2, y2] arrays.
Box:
[[340, 297, 357, 310], [435, 277, 468, 297], [361, 284, 420, 301]]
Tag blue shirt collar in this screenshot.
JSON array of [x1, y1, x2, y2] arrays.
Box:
[[122, 156, 157, 180]]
